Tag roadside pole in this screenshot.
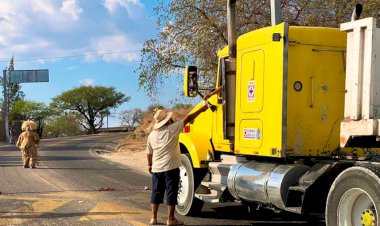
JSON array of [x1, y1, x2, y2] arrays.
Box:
[[3, 70, 9, 143], [4, 69, 49, 142]]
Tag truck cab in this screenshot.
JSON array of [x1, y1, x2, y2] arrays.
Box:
[[177, 1, 380, 225], [181, 22, 347, 163]]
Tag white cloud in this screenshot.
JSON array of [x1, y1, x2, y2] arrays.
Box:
[[79, 79, 95, 86], [103, 0, 143, 17], [91, 34, 140, 63], [0, 10, 30, 46], [60, 0, 83, 21], [11, 40, 51, 54], [0, 39, 52, 62], [0, 0, 80, 51], [83, 54, 98, 63], [30, 0, 56, 15], [0, 0, 143, 65]]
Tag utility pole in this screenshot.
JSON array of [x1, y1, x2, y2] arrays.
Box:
[[3, 70, 9, 143], [64, 112, 68, 136], [106, 111, 109, 132]]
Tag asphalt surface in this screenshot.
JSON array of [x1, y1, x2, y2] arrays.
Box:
[[0, 133, 325, 225]]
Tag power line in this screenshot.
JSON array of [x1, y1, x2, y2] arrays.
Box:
[[0, 49, 142, 63]]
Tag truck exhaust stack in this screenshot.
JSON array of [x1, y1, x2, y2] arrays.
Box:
[[351, 4, 363, 21], [227, 0, 237, 59]]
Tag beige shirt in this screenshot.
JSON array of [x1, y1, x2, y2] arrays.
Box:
[[147, 120, 184, 173]]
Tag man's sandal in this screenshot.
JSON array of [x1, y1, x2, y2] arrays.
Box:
[[166, 218, 184, 226], [149, 218, 158, 225]]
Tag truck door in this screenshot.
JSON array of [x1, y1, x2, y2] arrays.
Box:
[[235, 22, 288, 157], [211, 56, 233, 153]]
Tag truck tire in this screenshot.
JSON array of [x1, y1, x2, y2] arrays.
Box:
[[176, 153, 206, 216], [326, 166, 380, 226]]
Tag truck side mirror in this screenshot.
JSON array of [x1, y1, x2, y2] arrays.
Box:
[[184, 66, 198, 97]]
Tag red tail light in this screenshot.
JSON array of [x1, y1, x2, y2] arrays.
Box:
[[183, 125, 190, 133]]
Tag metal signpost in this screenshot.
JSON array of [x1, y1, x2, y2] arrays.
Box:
[[3, 69, 49, 142]]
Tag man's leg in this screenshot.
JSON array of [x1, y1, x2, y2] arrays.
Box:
[[30, 158, 36, 168], [30, 147, 38, 168], [150, 172, 164, 224], [165, 168, 183, 225], [167, 205, 175, 221], [24, 157, 30, 168], [21, 149, 29, 168], [150, 203, 159, 224], [21, 150, 25, 166]]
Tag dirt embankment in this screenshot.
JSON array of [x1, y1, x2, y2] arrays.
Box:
[[98, 107, 192, 174], [102, 136, 149, 174]]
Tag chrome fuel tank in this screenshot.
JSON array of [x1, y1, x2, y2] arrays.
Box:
[[227, 161, 309, 210]]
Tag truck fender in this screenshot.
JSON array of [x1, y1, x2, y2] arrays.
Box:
[[179, 133, 213, 168]]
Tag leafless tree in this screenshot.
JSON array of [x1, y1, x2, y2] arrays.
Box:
[[120, 108, 143, 131]]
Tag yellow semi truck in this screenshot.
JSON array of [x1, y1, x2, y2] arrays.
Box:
[[176, 1, 380, 225]]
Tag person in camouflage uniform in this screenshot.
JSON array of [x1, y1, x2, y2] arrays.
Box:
[[16, 120, 40, 168]]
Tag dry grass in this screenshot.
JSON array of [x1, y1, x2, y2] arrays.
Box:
[[115, 106, 192, 153], [115, 136, 147, 153], [99, 106, 193, 175]]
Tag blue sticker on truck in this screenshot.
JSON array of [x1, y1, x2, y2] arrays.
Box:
[[248, 80, 255, 102], [243, 128, 260, 140]]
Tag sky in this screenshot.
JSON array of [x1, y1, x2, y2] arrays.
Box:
[[0, 0, 194, 127]]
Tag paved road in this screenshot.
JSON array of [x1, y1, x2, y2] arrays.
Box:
[[0, 133, 324, 225]]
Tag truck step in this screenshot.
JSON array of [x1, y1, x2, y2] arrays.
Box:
[[285, 207, 302, 214], [196, 155, 236, 204], [201, 181, 227, 191], [195, 191, 222, 203], [288, 185, 308, 192], [196, 181, 228, 203], [208, 155, 237, 184], [286, 185, 309, 208]]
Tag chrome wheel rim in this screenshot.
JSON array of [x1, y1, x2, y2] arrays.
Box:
[[338, 188, 377, 226]]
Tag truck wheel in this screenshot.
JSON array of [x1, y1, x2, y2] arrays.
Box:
[[326, 166, 380, 226], [176, 153, 206, 216]]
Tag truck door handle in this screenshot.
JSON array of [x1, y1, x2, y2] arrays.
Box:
[[310, 76, 314, 108]]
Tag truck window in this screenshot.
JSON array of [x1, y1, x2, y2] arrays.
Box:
[[219, 58, 226, 89]]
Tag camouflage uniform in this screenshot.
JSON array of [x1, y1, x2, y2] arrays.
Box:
[[16, 129, 40, 168]]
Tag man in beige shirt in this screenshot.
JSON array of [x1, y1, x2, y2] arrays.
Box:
[[147, 100, 209, 226]]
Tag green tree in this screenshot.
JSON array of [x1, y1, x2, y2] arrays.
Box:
[[43, 113, 82, 138], [138, 0, 380, 96], [51, 86, 130, 134], [10, 100, 53, 136]]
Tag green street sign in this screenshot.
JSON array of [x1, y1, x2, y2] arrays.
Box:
[[9, 69, 49, 83]]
